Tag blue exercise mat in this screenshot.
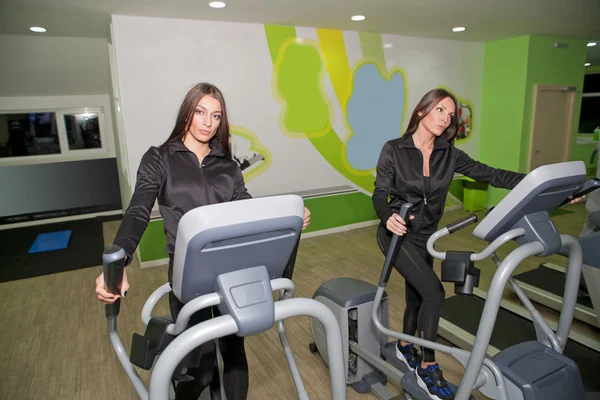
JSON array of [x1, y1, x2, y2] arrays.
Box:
[[29, 230, 72, 254]]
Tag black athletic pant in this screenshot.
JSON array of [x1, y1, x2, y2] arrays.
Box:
[[377, 224, 445, 362], [168, 256, 249, 400], [165, 237, 300, 400]]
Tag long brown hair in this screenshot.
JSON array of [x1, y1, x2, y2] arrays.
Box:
[[160, 82, 231, 159], [403, 88, 459, 142]]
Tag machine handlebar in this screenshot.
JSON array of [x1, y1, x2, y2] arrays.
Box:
[[379, 203, 414, 287], [559, 177, 600, 206], [446, 213, 479, 234], [103, 245, 127, 318]]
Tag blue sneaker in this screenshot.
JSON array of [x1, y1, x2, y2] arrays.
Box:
[[416, 363, 455, 400], [395, 342, 421, 371]]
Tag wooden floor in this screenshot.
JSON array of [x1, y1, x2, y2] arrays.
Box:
[[0, 203, 597, 400]]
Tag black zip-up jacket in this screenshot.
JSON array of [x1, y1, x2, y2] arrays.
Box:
[[113, 140, 251, 262], [373, 135, 526, 235]]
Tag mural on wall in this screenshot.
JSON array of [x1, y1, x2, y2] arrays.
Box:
[[438, 85, 475, 143], [265, 25, 475, 198], [457, 103, 473, 140], [230, 125, 272, 183], [346, 61, 406, 171]]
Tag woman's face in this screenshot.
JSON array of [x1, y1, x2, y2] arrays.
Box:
[[185, 95, 222, 144], [418, 96, 455, 137]]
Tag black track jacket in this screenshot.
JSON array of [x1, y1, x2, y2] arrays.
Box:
[[113, 140, 251, 261], [373, 134, 525, 235]]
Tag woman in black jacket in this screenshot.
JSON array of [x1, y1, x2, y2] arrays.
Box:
[[95, 82, 310, 400], [373, 88, 525, 400]]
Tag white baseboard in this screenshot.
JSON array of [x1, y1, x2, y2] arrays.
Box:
[[444, 204, 465, 212], [300, 219, 380, 239], [0, 210, 122, 230], [140, 257, 169, 269]]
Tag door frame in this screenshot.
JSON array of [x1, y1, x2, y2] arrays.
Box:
[[528, 84, 577, 171]]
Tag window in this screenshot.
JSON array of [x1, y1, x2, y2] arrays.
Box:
[[0, 107, 106, 160], [65, 112, 102, 150], [0, 112, 60, 157], [579, 73, 600, 134]]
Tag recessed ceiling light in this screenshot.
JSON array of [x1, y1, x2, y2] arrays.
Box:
[[29, 26, 46, 33], [585, 62, 592, 67], [351, 15, 366, 21], [383, 43, 393, 49], [588, 42, 597, 47], [209, 1, 226, 8], [452, 27, 466, 32]]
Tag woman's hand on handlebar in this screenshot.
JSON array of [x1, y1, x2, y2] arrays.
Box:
[[302, 207, 311, 230], [386, 213, 415, 236], [568, 194, 585, 204], [95, 269, 129, 304]]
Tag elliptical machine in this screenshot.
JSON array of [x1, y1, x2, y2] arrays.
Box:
[[309, 204, 476, 400], [310, 161, 598, 400], [102, 195, 347, 400]]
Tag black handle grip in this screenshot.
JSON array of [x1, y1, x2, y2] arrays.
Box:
[[103, 245, 127, 318], [559, 178, 600, 206], [379, 203, 414, 286], [446, 213, 478, 234]]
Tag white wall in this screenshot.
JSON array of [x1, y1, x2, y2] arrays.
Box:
[[110, 15, 484, 198], [0, 34, 110, 97], [0, 33, 131, 219], [381, 33, 483, 157], [0, 34, 117, 165]]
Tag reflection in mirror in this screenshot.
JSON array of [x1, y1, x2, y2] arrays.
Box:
[[0, 112, 60, 158], [579, 73, 600, 134], [65, 112, 102, 150]]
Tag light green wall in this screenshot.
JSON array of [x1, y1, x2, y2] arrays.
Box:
[[479, 36, 530, 206], [519, 36, 587, 172], [570, 141, 598, 177], [480, 35, 588, 206], [139, 218, 170, 262], [302, 192, 377, 233]]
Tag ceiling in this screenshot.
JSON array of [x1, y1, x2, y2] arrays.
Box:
[[1, 0, 599, 64]]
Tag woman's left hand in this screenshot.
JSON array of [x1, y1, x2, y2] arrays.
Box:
[[302, 207, 311, 230], [568, 195, 586, 204]]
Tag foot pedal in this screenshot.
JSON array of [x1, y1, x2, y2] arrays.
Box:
[[380, 341, 411, 374], [130, 333, 157, 370], [403, 372, 472, 400]]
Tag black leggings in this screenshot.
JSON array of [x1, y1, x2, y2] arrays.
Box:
[[168, 257, 249, 400], [165, 237, 300, 400], [377, 224, 445, 362]]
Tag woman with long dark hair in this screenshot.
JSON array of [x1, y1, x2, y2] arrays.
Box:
[[95, 82, 311, 399], [373, 88, 524, 400]]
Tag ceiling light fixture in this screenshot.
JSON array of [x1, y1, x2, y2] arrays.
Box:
[[29, 26, 46, 33], [585, 62, 591, 67], [588, 42, 597, 47], [209, 1, 226, 8], [351, 15, 366, 21], [452, 27, 466, 32]]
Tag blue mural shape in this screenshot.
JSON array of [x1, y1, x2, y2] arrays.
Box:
[[345, 63, 405, 170]]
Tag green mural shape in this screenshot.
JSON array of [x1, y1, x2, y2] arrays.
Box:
[[275, 41, 330, 135]]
